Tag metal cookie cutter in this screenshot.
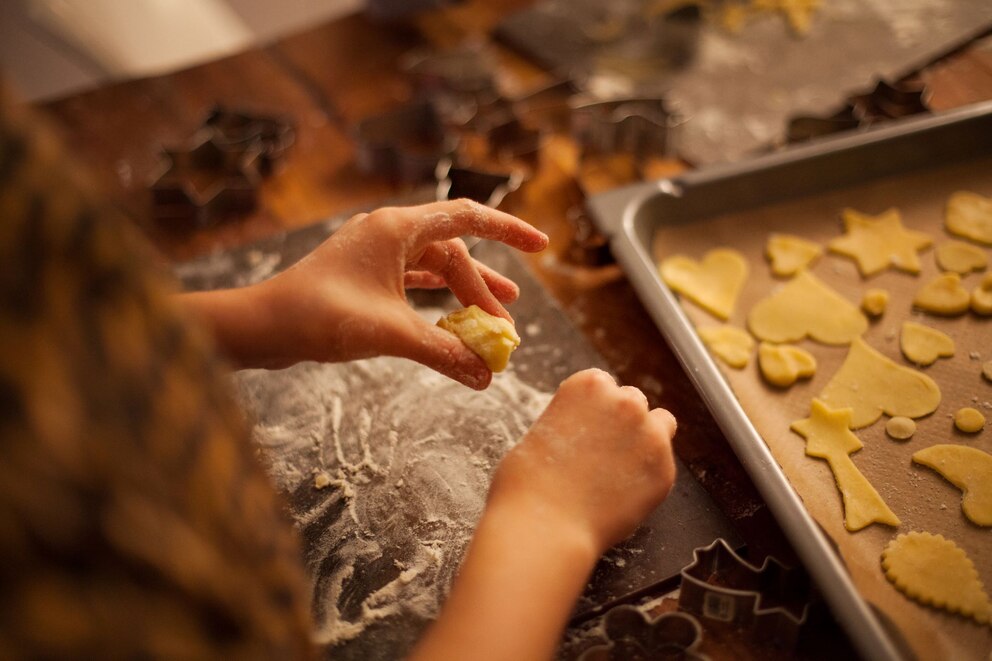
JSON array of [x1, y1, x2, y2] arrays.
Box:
[[204, 105, 295, 175], [679, 538, 810, 652], [353, 100, 457, 183], [577, 605, 709, 661], [149, 131, 262, 227], [786, 78, 929, 143], [571, 96, 682, 163], [434, 158, 523, 209]]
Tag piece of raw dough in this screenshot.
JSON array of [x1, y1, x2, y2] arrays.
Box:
[[913, 272, 971, 316], [914, 445, 992, 526], [791, 399, 900, 531], [945, 191, 992, 246], [935, 239, 988, 274], [747, 270, 867, 345], [828, 207, 932, 277], [973, 273, 992, 316], [659, 248, 748, 320], [758, 342, 816, 387], [697, 325, 754, 369], [766, 233, 822, 277], [437, 305, 521, 372], [819, 337, 941, 429], [900, 321, 955, 367], [882, 532, 991, 625], [885, 417, 916, 441], [861, 288, 889, 317], [954, 407, 986, 434]]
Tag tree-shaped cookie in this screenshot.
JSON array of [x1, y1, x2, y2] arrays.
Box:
[[828, 208, 932, 276], [791, 399, 900, 532]]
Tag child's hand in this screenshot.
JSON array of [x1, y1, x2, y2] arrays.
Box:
[[208, 200, 547, 386], [489, 368, 677, 555]]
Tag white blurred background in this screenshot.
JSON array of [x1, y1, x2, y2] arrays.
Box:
[[0, 0, 362, 101]]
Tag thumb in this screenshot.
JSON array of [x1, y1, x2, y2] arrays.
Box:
[[393, 311, 493, 390]]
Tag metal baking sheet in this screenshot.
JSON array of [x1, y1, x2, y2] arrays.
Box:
[[588, 102, 992, 661]]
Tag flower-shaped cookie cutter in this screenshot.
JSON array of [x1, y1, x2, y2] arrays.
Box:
[[577, 605, 709, 661], [679, 538, 811, 651], [352, 100, 458, 183]]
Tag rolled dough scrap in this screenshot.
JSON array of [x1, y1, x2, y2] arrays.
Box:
[[885, 416, 916, 441], [946, 191, 992, 246], [972, 273, 992, 316], [747, 270, 867, 345], [791, 399, 900, 531], [766, 233, 822, 277], [698, 325, 754, 369], [913, 445, 992, 526], [437, 305, 521, 372], [984, 360, 992, 383], [882, 532, 992, 625], [758, 342, 816, 387], [953, 407, 986, 434], [828, 207, 932, 277], [900, 321, 955, 367], [819, 337, 941, 429], [659, 248, 748, 320], [935, 239, 988, 274], [860, 288, 889, 317], [913, 272, 971, 316]]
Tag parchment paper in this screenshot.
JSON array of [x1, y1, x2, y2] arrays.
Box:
[[652, 157, 992, 660]]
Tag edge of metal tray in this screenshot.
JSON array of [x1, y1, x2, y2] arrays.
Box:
[[586, 100, 992, 661]]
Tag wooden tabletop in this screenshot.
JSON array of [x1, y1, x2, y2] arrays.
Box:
[[35, 2, 992, 656]]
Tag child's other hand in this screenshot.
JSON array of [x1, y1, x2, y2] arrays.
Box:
[[255, 200, 547, 388], [489, 369, 677, 556]]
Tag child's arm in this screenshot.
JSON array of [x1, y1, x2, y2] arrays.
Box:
[[409, 368, 678, 661], [179, 200, 548, 388]]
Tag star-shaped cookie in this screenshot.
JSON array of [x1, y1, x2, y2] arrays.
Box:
[[828, 208, 932, 277]]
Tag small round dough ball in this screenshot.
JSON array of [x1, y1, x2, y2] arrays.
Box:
[[885, 416, 916, 441], [861, 289, 889, 317], [954, 407, 986, 434]]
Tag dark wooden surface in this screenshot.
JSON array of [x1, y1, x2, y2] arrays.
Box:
[[34, 2, 992, 657]]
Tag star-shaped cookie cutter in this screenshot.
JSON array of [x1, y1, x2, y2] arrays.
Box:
[[678, 538, 810, 651], [149, 130, 262, 227]]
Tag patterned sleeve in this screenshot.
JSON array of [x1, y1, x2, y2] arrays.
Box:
[[0, 82, 314, 658]]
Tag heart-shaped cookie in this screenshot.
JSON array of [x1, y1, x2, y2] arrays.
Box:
[[659, 249, 748, 320], [946, 191, 992, 245], [973, 273, 992, 316], [766, 233, 822, 277], [819, 337, 941, 429], [913, 445, 992, 527], [913, 272, 971, 316], [698, 325, 754, 369], [935, 240, 988, 274], [747, 270, 867, 345], [900, 321, 955, 366], [758, 342, 816, 387]]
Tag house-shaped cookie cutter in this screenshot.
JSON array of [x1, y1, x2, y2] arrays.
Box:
[[570, 96, 682, 162], [577, 604, 709, 661], [679, 538, 810, 651]]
